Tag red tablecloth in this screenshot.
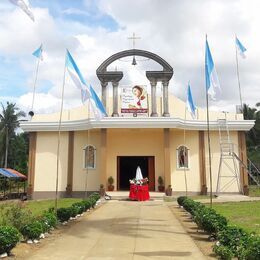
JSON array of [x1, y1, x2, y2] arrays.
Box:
[[129, 184, 150, 201]]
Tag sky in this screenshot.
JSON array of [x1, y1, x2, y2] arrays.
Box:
[[0, 0, 260, 115]]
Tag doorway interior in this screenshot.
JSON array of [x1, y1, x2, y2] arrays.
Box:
[[117, 156, 155, 191]]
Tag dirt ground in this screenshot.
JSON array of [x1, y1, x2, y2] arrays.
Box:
[[169, 204, 217, 259]]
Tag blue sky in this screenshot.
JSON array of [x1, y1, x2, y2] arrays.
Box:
[[0, 0, 260, 113]]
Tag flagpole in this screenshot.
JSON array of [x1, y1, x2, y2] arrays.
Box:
[[30, 56, 40, 113], [84, 100, 90, 199], [205, 35, 213, 208], [235, 35, 243, 113], [183, 106, 188, 197], [206, 88, 213, 207], [54, 53, 67, 212]]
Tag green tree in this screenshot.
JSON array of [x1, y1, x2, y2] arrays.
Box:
[[0, 102, 25, 168]]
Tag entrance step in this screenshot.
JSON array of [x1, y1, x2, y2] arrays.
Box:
[[106, 191, 165, 201]]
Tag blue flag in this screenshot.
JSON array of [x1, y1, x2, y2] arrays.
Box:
[[236, 37, 247, 58], [65, 50, 107, 119], [205, 39, 221, 100], [186, 83, 196, 119], [32, 44, 43, 60]]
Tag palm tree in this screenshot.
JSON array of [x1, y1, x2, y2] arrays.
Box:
[[0, 102, 25, 167]]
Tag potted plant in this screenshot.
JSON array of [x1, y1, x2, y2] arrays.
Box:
[[158, 176, 165, 192], [165, 185, 172, 196], [99, 184, 106, 196], [107, 176, 114, 191]]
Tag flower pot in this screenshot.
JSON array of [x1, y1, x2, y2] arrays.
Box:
[[108, 185, 114, 191], [158, 186, 165, 192], [99, 188, 106, 196], [165, 187, 172, 196]]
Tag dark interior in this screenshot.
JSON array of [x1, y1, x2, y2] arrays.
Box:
[[118, 156, 148, 190]]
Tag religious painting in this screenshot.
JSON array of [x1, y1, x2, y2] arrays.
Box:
[[84, 145, 96, 169], [177, 146, 189, 169], [121, 85, 148, 117]]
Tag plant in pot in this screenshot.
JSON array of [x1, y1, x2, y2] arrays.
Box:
[[99, 184, 106, 196], [158, 176, 165, 192], [107, 176, 114, 191], [165, 185, 172, 196]]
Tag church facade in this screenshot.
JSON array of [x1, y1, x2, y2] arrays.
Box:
[[21, 49, 254, 199]]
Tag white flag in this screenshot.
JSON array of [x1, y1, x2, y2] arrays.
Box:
[[9, 0, 35, 22]]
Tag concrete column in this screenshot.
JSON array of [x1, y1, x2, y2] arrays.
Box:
[[150, 80, 158, 117], [162, 81, 170, 117], [112, 80, 119, 117], [101, 81, 108, 112], [164, 128, 171, 189]]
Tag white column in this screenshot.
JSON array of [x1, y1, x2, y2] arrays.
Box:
[[150, 80, 158, 117], [162, 80, 170, 117], [112, 80, 119, 117], [101, 81, 108, 113]]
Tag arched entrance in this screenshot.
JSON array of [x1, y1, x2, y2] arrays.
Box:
[[96, 49, 174, 117]]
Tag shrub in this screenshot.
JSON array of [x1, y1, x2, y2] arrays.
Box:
[[2, 203, 33, 232], [213, 244, 233, 260], [216, 226, 250, 257], [21, 220, 43, 240], [0, 226, 20, 254], [72, 202, 85, 215], [37, 211, 57, 233], [177, 196, 187, 206], [243, 235, 260, 260], [70, 206, 79, 218], [82, 200, 92, 211], [57, 207, 72, 222], [88, 198, 96, 208], [194, 206, 227, 236], [89, 192, 101, 202]]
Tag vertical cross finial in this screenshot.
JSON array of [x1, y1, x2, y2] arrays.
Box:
[[127, 32, 141, 49]]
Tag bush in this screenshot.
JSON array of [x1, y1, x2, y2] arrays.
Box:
[[194, 206, 227, 235], [1, 203, 33, 232], [37, 211, 57, 233], [213, 244, 233, 260], [21, 220, 43, 240], [70, 206, 79, 218], [72, 202, 85, 215], [244, 235, 260, 260], [0, 226, 20, 254], [177, 196, 187, 206], [88, 198, 97, 208], [82, 200, 92, 211], [89, 192, 101, 201], [216, 226, 250, 257], [56, 207, 72, 222]]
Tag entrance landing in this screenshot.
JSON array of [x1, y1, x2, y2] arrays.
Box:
[[25, 200, 205, 260], [106, 191, 165, 200]]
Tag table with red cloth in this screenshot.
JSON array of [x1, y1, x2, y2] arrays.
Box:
[[129, 184, 150, 201]]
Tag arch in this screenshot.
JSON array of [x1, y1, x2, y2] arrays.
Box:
[[97, 49, 173, 73], [176, 145, 190, 169], [83, 145, 96, 169]]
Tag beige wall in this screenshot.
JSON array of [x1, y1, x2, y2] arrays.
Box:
[[72, 130, 101, 192], [204, 131, 240, 193], [169, 130, 201, 192], [34, 132, 68, 192], [33, 128, 242, 195], [106, 129, 165, 190]]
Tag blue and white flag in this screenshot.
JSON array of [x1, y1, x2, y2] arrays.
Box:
[[236, 37, 247, 59], [205, 39, 221, 100], [66, 50, 107, 119], [186, 83, 196, 119], [32, 44, 43, 60], [9, 0, 35, 22]]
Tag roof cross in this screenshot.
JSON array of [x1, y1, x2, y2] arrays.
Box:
[[127, 32, 141, 49]]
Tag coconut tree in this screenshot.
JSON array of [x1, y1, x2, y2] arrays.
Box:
[[0, 102, 25, 167]]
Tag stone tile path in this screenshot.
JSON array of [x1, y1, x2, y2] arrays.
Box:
[[25, 200, 205, 260]]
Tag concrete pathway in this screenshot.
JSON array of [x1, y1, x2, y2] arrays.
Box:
[[25, 200, 205, 260]]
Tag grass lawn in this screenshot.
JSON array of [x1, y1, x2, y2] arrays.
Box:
[[249, 185, 260, 197], [212, 201, 260, 235], [0, 198, 82, 218]]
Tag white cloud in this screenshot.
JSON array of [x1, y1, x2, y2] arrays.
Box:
[[1, 0, 260, 115]]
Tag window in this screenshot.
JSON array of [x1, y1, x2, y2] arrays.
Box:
[[177, 146, 189, 169], [84, 145, 96, 169]]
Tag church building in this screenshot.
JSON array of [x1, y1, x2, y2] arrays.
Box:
[[21, 49, 254, 199]]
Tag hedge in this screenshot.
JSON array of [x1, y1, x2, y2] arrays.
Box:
[[177, 196, 260, 260], [0, 226, 20, 254], [0, 193, 101, 255]]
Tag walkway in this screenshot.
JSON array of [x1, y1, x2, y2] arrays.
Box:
[[25, 200, 205, 260]]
